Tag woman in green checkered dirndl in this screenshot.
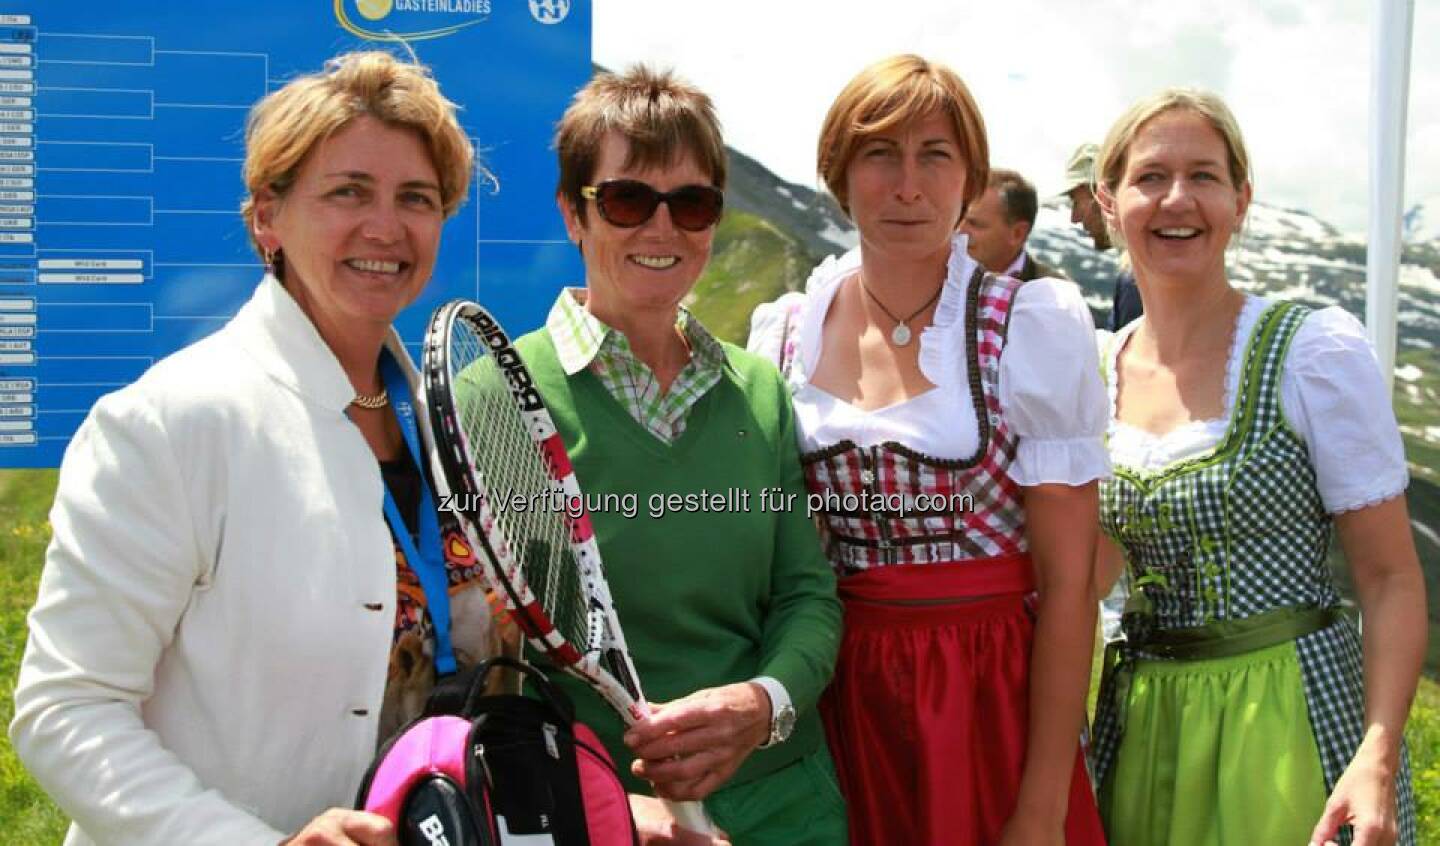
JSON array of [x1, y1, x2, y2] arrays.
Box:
[[1087, 89, 1425, 846]]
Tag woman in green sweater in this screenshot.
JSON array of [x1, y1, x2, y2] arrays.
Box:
[[514, 65, 846, 846]]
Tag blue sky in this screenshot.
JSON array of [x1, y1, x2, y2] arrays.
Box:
[[596, 0, 1438, 236]]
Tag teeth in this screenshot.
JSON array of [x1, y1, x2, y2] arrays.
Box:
[[346, 258, 402, 273], [1156, 228, 1199, 238], [631, 255, 678, 269]]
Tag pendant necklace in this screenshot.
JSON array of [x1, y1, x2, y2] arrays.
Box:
[[858, 276, 943, 347]]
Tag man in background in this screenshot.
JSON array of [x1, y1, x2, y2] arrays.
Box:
[[1063, 142, 1143, 331], [961, 168, 1067, 281]]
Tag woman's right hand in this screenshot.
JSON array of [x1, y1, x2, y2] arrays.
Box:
[[280, 809, 396, 846]]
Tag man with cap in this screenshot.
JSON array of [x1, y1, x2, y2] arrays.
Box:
[[1063, 142, 1142, 331], [960, 168, 1068, 281]]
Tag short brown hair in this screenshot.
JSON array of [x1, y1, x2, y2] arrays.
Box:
[[554, 65, 726, 224], [989, 168, 1038, 230], [241, 51, 475, 256], [817, 54, 989, 218]]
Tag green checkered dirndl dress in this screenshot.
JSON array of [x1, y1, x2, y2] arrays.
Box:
[[1090, 301, 1415, 845]]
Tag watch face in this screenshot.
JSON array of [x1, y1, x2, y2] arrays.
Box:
[[773, 703, 797, 742]]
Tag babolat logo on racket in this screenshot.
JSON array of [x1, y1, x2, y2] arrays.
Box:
[[473, 311, 544, 413]]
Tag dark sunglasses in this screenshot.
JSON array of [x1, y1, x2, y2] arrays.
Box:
[[580, 179, 724, 232]]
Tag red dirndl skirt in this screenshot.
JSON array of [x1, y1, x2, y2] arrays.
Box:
[[820, 554, 1106, 845]]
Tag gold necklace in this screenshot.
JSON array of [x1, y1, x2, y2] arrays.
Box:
[[350, 388, 389, 410], [858, 277, 943, 346]]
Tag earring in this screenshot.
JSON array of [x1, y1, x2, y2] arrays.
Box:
[[263, 247, 282, 277]]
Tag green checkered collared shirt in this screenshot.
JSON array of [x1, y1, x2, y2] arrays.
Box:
[[546, 288, 727, 444]]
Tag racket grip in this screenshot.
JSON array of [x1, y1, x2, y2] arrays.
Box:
[[665, 798, 719, 836], [629, 701, 718, 835]]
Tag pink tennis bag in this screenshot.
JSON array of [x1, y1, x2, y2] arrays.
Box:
[[356, 657, 637, 845]]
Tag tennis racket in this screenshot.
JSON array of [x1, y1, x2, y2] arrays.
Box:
[[420, 299, 718, 837]]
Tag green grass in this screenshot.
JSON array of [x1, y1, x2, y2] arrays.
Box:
[[1, 469, 68, 844], [3, 465, 1439, 843]]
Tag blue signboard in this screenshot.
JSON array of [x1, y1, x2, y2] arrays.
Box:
[[0, 1, 590, 467]]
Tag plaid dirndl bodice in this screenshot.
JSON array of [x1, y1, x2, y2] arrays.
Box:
[[1099, 302, 1340, 629], [796, 269, 1028, 574], [1090, 301, 1416, 841]]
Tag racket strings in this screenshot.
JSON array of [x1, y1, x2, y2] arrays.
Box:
[[448, 319, 590, 652]]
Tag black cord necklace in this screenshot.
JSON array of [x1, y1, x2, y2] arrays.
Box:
[[858, 277, 943, 346]]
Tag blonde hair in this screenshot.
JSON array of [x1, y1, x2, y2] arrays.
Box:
[[554, 64, 726, 224], [240, 51, 474, 257], [1095, 87, 1251, 199], [817, 54, 989, 218]]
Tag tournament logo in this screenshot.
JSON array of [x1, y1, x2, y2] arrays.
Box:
[[334, 0, 491, 42], [356, 0, 393, 20], [529, 0, 570, 24]]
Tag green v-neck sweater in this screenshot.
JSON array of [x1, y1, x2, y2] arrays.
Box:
[[516, 329, 842, 792]]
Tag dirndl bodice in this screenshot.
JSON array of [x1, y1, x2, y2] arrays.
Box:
[[798, 268, 1029, 575]]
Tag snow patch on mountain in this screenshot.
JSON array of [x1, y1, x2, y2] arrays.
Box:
[[819, 221, 858, 251], [1243, 204, 1339, 243]]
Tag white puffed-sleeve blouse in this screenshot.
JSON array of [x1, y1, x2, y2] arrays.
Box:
[[1102, 294, 1409, 514], [748, 235, 1110, 487]]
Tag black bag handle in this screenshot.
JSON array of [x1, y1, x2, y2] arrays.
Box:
[[425, 657, 576, 724]]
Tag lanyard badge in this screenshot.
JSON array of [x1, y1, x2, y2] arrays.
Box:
[[378, 351, 457, 676]]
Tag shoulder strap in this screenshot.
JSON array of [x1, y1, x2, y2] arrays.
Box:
[[425, 656, 576, 724], [1233, 301, 1309, 449]]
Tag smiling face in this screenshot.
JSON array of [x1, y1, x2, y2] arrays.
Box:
[[844, 110, 968, 266], [960, 185, 1028, 273], [252, 114, 444, 340], [558, 132, 717, 326], [1102, 108, 1250, 289]]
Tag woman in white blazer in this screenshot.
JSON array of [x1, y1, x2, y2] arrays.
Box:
[[10, 52, 483, 846]]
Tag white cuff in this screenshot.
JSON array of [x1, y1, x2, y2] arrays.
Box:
[[1010, 436, 1112, 487]]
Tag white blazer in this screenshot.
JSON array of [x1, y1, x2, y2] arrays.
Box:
[[10, 275, 417, 844]]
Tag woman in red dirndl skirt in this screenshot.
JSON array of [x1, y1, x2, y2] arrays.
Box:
[[749, 55, 1109, 845]]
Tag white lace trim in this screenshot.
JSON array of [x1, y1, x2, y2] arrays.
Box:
[[1105, 294, 1264, 470], [1328, 485, 1408, 515]]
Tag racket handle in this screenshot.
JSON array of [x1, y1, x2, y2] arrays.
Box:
[[665, 798, 719, 836], [630, 701, 720, 836]]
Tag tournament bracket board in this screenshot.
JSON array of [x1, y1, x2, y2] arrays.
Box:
[[0, 1, 590, 468]]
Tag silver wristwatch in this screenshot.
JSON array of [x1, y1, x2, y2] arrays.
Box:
[[765, 701, 797, 747], [754, 676, 796, 748]]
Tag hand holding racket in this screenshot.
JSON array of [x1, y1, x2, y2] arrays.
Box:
[[420, 299, 720, 837]]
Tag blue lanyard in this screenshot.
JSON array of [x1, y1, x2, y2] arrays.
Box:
[[378, 351, 456, 676]]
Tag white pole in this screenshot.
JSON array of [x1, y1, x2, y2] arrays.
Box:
[[1367, 0, 1414, 395]]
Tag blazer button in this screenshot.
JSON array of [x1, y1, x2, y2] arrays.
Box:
[[363, 602, 383, 611], [351, 708, 370, 717], [860, 469, 875, 485]]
